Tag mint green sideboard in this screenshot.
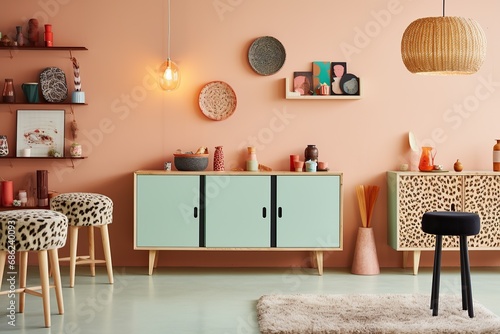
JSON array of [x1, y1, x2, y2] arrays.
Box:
[[134, 171, 343, 275]]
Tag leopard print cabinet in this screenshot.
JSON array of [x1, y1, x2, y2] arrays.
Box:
[[387, 171, 500, 274]]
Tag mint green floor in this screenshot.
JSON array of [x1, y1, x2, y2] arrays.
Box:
[[1, 266, 499, 333]]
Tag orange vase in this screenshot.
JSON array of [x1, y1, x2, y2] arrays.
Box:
[[418, 146, 434, 172], [493, 139, 500, 172]]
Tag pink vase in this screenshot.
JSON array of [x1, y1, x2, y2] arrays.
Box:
[[351, 227, 380, 275], [213, 146, 224, 171]]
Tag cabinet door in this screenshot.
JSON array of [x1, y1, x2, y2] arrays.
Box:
[[389, 173, 462, 250], [464, 175, 500, 249], [205, 175, 270, 247], [136, 175, 200, 247], [276, 175, 340, 247]]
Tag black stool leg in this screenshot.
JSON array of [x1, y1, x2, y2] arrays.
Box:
[[430, 235, 442, 316], [460, 235, 474, 318]]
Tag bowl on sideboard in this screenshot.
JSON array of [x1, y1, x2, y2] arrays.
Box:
[[173, 154, 209, 171]]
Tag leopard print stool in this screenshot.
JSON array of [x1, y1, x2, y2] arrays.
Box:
[[51, 193, 114, 287], [0, 209, 68, 328]]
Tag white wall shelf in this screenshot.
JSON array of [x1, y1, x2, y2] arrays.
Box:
[[284, 77, 362, 100]]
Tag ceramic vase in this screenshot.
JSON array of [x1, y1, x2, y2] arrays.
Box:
[[214, 146, 224, 171], [2, 79, 15, 103], [44, 24, 53, 47], [304, 145, 318, 171], [351, 227, 380, 275], [0, 135, 8, 156], [16, 26, 24, 46], [418, 146, 434, 172]]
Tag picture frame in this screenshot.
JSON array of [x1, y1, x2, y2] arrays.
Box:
[[16, 109, 65, 157], [293, 71, 313, 95], [330, 62, 347, 95]]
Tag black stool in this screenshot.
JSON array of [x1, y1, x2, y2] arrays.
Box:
[[421, 211, 480, 318]]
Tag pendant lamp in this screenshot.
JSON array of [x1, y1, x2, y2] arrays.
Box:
[[159, 0, 180, 90], [401, 0, 487, 75]]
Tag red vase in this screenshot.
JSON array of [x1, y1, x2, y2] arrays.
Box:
[[214, 146, 224, 171]]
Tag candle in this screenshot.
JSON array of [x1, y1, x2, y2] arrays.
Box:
[[1, 180, 14, 207]]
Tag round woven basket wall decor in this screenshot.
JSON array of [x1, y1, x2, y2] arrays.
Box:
[[248, 36, 286, 76]]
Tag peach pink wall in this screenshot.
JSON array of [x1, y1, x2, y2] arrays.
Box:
[[1, 0, 500, 269]]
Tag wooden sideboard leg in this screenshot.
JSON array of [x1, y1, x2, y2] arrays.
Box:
[[413, 250, 421, 275], [313, 251, 324, 276], [148, 250, 157, 275]]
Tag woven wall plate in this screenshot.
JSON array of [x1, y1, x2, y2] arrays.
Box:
[[248, 36, 286, 76], [198, 81, 237, 121], [39, 67, 68, 103]]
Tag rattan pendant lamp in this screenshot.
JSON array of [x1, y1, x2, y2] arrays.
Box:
[[159, 0, 181, 91], [401, 0, 487, 75]]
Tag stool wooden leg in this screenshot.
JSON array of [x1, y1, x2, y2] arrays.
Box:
[[430, 235, 442, 316], [100, 225, 114, 284], [88, 226, 96, 277], [49, 249, 64, 315], [19, 251, 28, 313], [69, 226, 80, 288], [38, 250, 51, 328], [460, 235, 474, 318], [0, 251, 5, 291]]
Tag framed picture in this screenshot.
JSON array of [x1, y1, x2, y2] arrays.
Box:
[[293, 72, 313, 95], [312, 61, 331, 95], [331, 62, 347, 95], [16, 109, 65, 157]]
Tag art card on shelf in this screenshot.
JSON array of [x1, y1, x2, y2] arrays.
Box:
[[312, 61, 331, 95], [340, 74, 360, 95], [331, 62, 347, 95], [16, 109, 65, 157], [293, 72, 313, 95]]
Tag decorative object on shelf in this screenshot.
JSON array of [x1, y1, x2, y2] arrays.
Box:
[[28, 18, 39, 46], [494, 139, 500, 172], [70, 142, 82, 157], [15, 26, 24, 46], [213, 146, 224, 171], [21, 82, 39, 103], [70, 56, 85, 103], [331, 62, 347, 95], [352, 185, 380, 275], [401, 0, 486, 75], [20, 148, 31, 157], [18, 189, 28, 206], [246, 146, 258, 171], [37, 170, 49, 207], [318, 83, 330, 95], [198, 81, 237, 121], [39, 67, 68, 102], [304, 145, 318, 171], [293, 160, 304, 172], [248, 36, 286, 76], [0, 35, 11, 47], [418, 146, 434, 172], [1, 180, 14, 207], [293, 72, 312, 95], [289, 154, 299, 172], [312, 61, 331, 95], [305, 160, 317, 172], [318, 161, 329, 171], [159, 0, 180, 91], [173, 153, 208, 171], [453, 159, 463, 172], [16, 109, 65, 157], [2, 78, 16, 103], [44, 24, 53, 47], [340, 73, 360, 95], [0, 135, 8, 156]]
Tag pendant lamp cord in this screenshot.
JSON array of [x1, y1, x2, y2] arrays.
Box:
[[167, 0, 171, 59], [442, 0, 445, 17]]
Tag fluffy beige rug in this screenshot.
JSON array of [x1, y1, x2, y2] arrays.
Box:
[[257, 294, 500, 334]]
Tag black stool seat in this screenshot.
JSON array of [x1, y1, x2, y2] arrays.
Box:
[[421, 211, 480, 318]]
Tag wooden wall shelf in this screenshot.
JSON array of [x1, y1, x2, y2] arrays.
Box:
[[284, 77, 362, 100]]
